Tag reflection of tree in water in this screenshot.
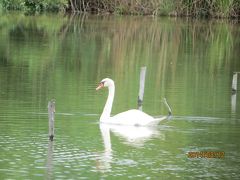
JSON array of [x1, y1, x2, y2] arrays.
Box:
[[0, 13, 239, 115], [0, 55, 10, 66], [9, 23, 45, 42]]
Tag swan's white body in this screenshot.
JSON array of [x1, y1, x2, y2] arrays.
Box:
[[101, 109, 158, 126], [96, 78, 171, 126]]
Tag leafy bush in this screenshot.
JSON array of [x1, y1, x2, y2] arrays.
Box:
[[1, 0, 25, 10], [0, 0, 239, 18], [0, 0, 68, 12]]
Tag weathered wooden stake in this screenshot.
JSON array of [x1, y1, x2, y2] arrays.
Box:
[[48, 100, 55, 141], [232, 72, 238, 92], [138, 66, 147, 110]]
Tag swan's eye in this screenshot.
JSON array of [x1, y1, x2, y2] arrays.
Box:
[[96, 81, 105, 90], [101, 81, 105, 86]]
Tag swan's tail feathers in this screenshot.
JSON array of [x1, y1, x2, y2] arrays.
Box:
[[163, 98, 172, 118]]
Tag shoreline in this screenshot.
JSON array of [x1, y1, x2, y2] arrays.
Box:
[[1, 1, 239, 20]]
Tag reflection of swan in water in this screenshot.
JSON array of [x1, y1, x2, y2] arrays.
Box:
[[103, 124, 164, 147], [96, 123, 165, 172], [96, 78, 172, 126], [96, 124, 113, 172]]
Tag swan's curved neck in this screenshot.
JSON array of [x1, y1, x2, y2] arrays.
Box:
[[100, 83, 115, 122]]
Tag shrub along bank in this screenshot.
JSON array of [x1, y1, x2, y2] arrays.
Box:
[[1, 0, 239, 18]]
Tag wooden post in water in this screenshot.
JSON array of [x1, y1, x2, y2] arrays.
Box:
[[232, 72, 238, 93], [138, 67, 147, 110], [231, 72, 239, 113], [48, 100, 55, 141]]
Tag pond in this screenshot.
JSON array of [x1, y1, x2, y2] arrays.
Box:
[[0, 13, 240, 179]]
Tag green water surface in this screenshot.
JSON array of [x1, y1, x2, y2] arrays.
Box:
[[0, 13, 240, 179]]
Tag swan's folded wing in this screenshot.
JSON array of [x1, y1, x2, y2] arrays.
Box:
[[111, 109, 155, 126]]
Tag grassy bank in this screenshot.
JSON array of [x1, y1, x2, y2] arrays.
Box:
[[0, 0, 239, 18], [70, 0, 240, 18]]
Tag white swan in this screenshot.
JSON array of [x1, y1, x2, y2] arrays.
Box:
[[96, 78, 172, 126]]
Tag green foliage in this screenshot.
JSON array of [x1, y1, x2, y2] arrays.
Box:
[[0, 0, 239, 18], [0, 0, 68, 12], [1, 0, 25, 10]]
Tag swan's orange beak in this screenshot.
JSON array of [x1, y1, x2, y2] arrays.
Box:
[[96, 82, 104, 91]]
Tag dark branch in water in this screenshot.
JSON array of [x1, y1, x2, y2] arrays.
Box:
[[163, 98, 172, 117], [48, 99, 56, 141]]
